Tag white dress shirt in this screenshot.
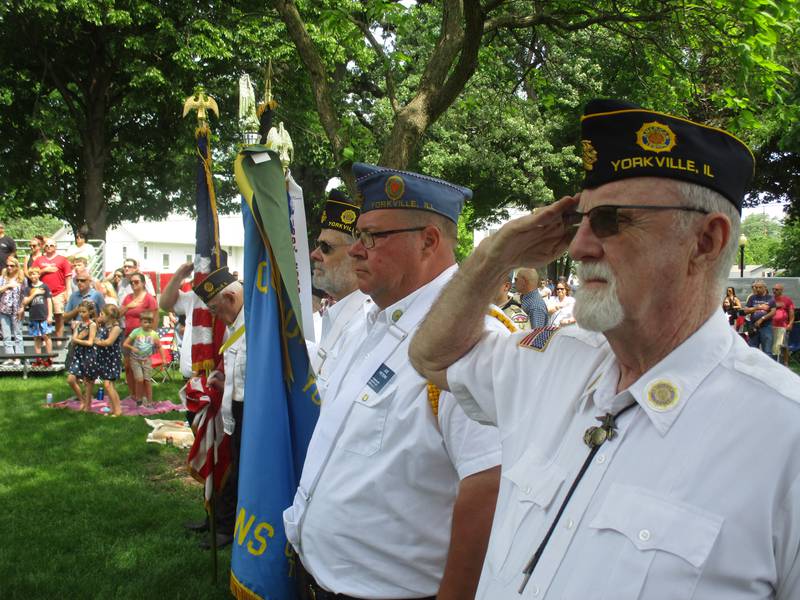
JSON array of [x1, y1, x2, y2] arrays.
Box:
[[447, 310, 800, 599], [173, 290, 194, 378], [220, 308, 246, 435], [285, 265, 502, 599], [311, 289, 371, 400]]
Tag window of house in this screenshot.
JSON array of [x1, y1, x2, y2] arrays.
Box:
[[143, 246, 148, 260], [122, 246, 127, 260], [163, 253, 170, 269], [186, 254, 193, 264]]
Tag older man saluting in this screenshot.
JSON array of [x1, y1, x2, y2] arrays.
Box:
[[285, 164, 502, 600], [410, 99, 800, 599]]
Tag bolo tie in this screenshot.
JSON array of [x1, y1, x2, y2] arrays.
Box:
[[518, 401, 638, 594]]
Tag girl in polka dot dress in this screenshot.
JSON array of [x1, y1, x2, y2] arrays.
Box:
[[67, 300, 98, 411], [94, 305, 123, 416]]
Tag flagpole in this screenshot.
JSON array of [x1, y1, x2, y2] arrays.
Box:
[[182, 87, 222, 584]]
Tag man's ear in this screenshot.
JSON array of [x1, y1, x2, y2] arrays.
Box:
[[691, 213, 731, 274], [420, 224, 441, 253]]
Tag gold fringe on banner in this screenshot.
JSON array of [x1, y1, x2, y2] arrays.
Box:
[[229, 571, 265, 600]]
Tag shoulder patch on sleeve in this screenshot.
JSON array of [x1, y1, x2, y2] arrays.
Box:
[[518, 326, 559, 352]]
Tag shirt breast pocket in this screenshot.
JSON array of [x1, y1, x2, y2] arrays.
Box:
[[486, 447, 566, 584], [564, 483, 723, 599], [336, 383, 394, 457]]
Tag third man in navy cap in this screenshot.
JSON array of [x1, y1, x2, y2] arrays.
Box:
[[285, 164, 504, 600], [411, 100, 800, 598]]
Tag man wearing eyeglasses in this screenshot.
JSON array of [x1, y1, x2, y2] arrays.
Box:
[[32, 238, 72, 339], [410, 99, 800, 598], [307, 189, 370, 399], [117, 258, 156, 299], [63, 269, 104, 322], [285, 164, 502, 600]]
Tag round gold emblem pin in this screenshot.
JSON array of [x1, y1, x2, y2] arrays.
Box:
[[646, 380, 679, 411], [391, 309, 403, 322], [636, 121, 677, 153], [341, 209, 357, 224], [203, 281, 214, 292]]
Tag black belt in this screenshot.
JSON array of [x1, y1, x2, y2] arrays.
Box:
[[297, 560, 435, 600]]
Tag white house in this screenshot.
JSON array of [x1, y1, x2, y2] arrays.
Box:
[[54, 212, 246, 278]]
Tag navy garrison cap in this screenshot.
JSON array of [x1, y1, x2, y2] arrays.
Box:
[[352, 162, 472, 223], [580, 99, 755, 212], [320, 189, 360, 235]]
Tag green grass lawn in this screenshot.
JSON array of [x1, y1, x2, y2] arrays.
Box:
[[0, 374, 232, 599]]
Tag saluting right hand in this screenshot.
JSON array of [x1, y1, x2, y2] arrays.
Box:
[[480, 194, 581, 271]]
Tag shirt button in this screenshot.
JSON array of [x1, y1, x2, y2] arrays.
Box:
[[638, 529, 651, 541], [565, 518, 574, 530], [524, 486, 532, 495], [531, 584, 540, 596], [596, 454, 606, 464]]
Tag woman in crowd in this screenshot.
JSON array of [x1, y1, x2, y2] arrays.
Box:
[[722, 286, 743, 326], [0, 257, 26, 363], [23, 235, 44, 280], [119, 272, 157, 398], [548, 281, 576, 327], [97, 274, 119, 306]]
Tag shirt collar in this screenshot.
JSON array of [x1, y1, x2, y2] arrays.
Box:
[[327, 289, 369, 322], [229, 307, 245, 332], [590, 310, 733, 435], [366, 264, 458, 329]]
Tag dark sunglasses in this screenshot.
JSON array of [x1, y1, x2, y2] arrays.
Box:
[[562, 204, 709, 238], [315, 240, 349, 255], [76, 278, 89, 282], [556, 287, 566, 291]]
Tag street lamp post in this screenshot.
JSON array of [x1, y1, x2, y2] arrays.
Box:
[[739, 234, 748, 278]]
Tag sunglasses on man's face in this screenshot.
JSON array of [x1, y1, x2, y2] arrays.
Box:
[[562, 204, 710, 239]]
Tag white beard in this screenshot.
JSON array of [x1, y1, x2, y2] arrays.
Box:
[[574, 262, 625, 332]]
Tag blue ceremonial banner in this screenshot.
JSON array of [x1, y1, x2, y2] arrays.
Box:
[[231, 148, 320, 600]]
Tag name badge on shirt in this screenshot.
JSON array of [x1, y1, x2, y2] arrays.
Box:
[[367, 363, 395, 393]]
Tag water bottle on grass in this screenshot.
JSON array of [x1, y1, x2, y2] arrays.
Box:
[[46, 393, 53, 405]]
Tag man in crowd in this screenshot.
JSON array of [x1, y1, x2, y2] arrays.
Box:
[[307, 189, 370, 398], [284, 163, 501, 600], [63, 269, 104, 322], [117, 258, 155, 299], [33, 239, 71, 338], [493, 271, 530, 331], [772, 282, 795, 366], [159, 261, 195, 380], [410, 99, 800, 598], [744, 279, 775, 357], [537, 276, 551, 300], [516, 267, 548, 328], [0, 222, 16, 267], [192, 267, 245, 550]]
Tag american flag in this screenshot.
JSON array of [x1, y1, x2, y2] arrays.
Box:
[[184, 125, 230, 500]]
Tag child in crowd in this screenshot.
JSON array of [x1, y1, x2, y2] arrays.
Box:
[[122, 310, 166, 406], [22, 267, 54, 366], [94, 305, 123, 416], [67, 300, 98, 411]]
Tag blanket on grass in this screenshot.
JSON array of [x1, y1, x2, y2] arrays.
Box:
[[52, 396, 181, 416]]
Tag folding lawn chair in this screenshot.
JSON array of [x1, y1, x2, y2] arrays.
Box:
[[150, 327, 178, 384]]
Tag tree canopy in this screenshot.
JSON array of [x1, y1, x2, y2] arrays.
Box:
[[0, 0, 798, 239]]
